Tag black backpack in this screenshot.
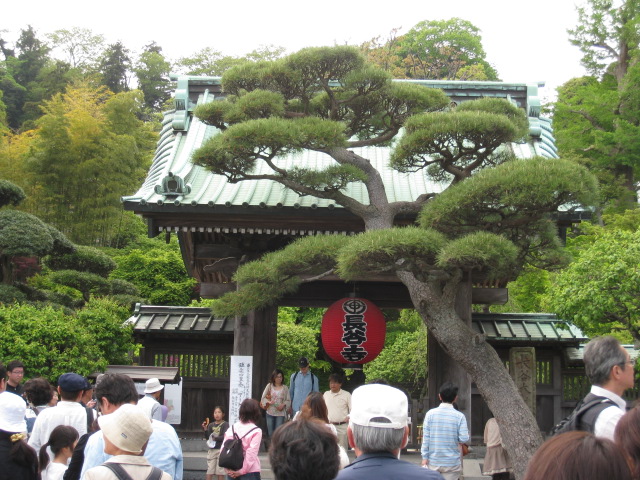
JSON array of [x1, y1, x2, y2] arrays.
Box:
[[551, 393, 616, 435], [218, 425, 260, 471]]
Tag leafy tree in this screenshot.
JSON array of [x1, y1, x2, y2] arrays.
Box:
[[134, 42, 172, 113], [547, 228, 640, 343], [360, 28, 407, 78], [275, 307, 319, 379], [398, 18, 499, 80], [109, 238, 197, 305], [25, 82, 155, 245], [47, 27, 105, 70], [13, 25, 51, 87], [0, 178, 75, 285], [363, 310, 427, 392], [0, 178, 25, 206], [44, 245, 116, 277], [191, 46, 597, 478], [555, 0, 640, 209], [98, 41, 131, 93], [176, 45, 286, 77]]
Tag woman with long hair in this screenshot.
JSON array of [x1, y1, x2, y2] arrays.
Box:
[[222, 398, 263, 480], [260, 369, 291, 437], [296, 392, 349, 468], [39, 425, 79, 480], [0, 391, 38, 480]]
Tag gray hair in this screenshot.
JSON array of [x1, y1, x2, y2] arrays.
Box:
[[584, 336, 627, 386], [351, 423, 405, 453]]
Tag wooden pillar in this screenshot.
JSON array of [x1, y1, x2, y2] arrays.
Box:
[[427, 277, 472, 428], [233, 307, 278, 400]]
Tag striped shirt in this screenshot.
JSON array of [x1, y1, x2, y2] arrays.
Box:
[[421, 403, 469, 468]]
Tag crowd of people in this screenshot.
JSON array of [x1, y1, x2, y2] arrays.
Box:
[[2, 336, 640, 480]]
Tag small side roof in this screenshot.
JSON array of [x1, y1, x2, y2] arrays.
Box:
[[89, 366, 180, 383], [472, 313, 587, 344], [126, 303, 234, 337]]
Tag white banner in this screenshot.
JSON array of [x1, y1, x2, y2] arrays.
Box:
[[228, 356, 253, 425], [164, 379, 183, 425]]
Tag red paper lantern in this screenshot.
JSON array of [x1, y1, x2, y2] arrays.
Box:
[[321, 297, 386, 366]]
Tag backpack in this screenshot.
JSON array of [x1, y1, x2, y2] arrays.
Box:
[[101, 462, 164, 480], [551, 393, 616, 436], [218, 425, 260, 471]]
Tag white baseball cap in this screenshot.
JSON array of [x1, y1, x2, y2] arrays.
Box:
[[349, 384, 408, 429], [99, 404, 153, 454]]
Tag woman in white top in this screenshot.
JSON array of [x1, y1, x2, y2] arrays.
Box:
[[38, 425, 78, 480], [260, 369, 291, 437]]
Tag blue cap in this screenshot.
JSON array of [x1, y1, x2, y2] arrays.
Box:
[[58, 373, 88, 392]]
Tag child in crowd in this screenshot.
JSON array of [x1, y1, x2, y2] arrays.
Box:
[[38, 425, 79, 480], [203, 406, 229, 480]]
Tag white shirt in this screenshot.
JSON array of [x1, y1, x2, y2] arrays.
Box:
[[28, 401, 90, 453], [42, 462, 68, 480], [591, 385, 627, 440], [137, 395, 163, 421]]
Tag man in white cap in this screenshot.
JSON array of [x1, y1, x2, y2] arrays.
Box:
[[338, 383, 443, 480], [138, 378, 164, 421], [83, 404, 171, 480]]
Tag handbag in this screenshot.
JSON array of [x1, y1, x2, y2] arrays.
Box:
[[461, 443, 470, 456], [261, 384, 272, 410]]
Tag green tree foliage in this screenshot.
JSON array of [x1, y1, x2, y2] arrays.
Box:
[[109, 238, 197, 306], [0, 187, 75, 285], [0, 301, 135, 381], [362, 19, 498, 80], [98, 42, 131, 93], [0, 178, 25, 206], [134, 42, 172, 114], [275, 307, 319, 379], [547, 228, 640, 343], [44, 245, 116, 277], [399, 18, 499, 80], [46, 27, 105, 70], [191, 46, 597, 478], [176, 45, 286, 77], [25, 82, 155, 245], [555, 0, 640, 209], [363, 310, 427, 392]]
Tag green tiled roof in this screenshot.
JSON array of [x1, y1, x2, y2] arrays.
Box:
[[471, 313, 587, 343], [122, 77, 561, 228], [127, 303, 234, 336]]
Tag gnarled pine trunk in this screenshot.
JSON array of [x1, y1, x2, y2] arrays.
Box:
[[398, 270, 543, 480]]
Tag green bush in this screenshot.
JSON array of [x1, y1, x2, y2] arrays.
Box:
[[0, 285, 26, 304], [45, 245, 117, 277]]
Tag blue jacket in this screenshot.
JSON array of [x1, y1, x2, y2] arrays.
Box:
[[337, 452, 444, 480], [289, 370, 319, 413]]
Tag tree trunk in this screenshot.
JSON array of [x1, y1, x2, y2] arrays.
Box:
[[398, 270, 542, 480]]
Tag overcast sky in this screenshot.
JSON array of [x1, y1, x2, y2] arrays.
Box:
[[4, 0, 587, 101]]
